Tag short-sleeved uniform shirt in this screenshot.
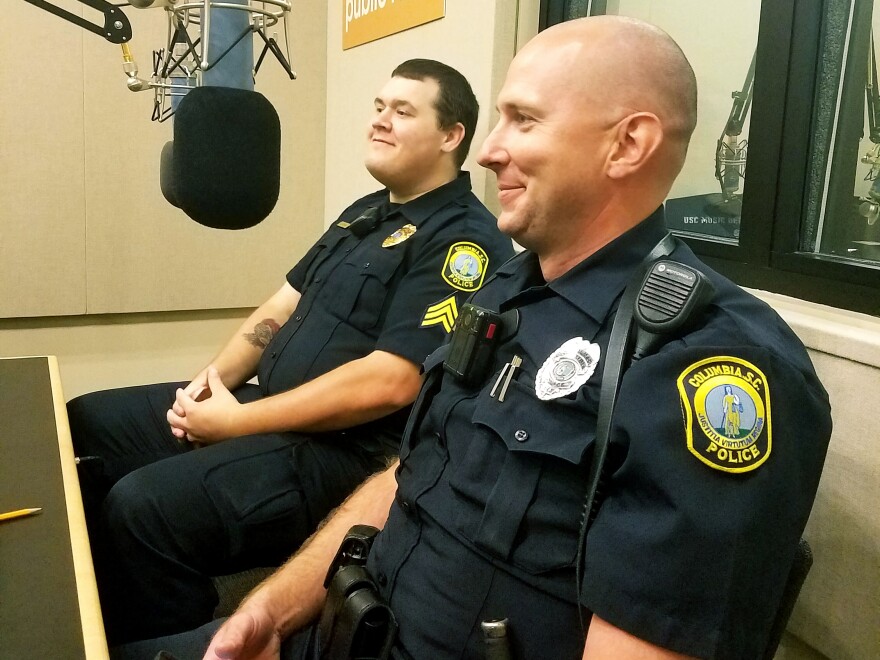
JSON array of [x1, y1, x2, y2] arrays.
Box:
[[366, 207, 832, 659], [256, 172, 514, 449]]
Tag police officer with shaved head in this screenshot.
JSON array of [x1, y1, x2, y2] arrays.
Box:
[[117, 16, 831, 660]]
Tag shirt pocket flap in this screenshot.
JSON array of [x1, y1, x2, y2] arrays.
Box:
[[296, 230, 347, 288], [354, 246, 405, 284], [333, 246, 406, 326], [472, 379, 594, 465]]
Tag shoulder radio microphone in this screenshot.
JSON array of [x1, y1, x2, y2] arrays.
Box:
[[632, 259, 716, 360]]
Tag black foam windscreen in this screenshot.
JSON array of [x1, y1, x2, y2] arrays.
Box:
[[171, 86, 281, 229], [159, 141, 180, 209]]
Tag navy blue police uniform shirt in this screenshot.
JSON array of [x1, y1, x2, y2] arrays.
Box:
[[256, 172, 514, 451], [365, 207, 832, 659]]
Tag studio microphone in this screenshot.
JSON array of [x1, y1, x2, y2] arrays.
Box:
[[858, 178, 880, 226], [128, 0, 174, 7], [860, 145, 880, 226], [710, 50, 755, 214], [715, 131, 747, 202], [138, 0, 283, 229], [170, 86, 281, 229]]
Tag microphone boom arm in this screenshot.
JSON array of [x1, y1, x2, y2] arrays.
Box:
[[22, 0, 132, 43], [865, 34, 880, 144], [715, 49, 756, 202], [722, 50, 756, 137], [23, 0, 296, 122]]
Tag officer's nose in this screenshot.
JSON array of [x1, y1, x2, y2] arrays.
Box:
[[477, 121, 507, 172], [371, 107, 392, 132]]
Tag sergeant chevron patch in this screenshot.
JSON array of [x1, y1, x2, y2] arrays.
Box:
[[420, 295, 459, 333], [677, 356, 771, 473]]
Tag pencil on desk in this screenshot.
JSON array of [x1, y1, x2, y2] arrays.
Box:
[[0, 507, 42, 522]]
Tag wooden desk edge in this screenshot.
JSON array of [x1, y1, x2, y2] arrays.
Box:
[[48, 356, 110, 660]]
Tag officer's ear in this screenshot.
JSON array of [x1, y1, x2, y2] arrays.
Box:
[[440, 122, 466, 156], [605, 112, 663, 180]]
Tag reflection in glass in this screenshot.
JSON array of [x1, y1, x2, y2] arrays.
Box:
[[855, 20, 880, 259], [713, 50, 756, 217], [806, 0, 880, 263], [602, 1, 763, 245], [665, 37, 757, 244], [858, 35, 880, 220]]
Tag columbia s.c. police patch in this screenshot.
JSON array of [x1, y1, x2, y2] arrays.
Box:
[[442, 242, 489, 291], [677, 356, 771, 473]]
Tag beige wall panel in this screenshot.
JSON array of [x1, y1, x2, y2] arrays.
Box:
[[1, 3, 87, 317], [324, 0, 519, 225], [0, 310, 248, 399], [763, 292, 880, 659], [81, 3, 327, 314], [788, 350, 880, 660]]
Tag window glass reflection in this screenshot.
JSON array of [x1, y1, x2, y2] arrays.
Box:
[[806, 0, 880, 263], [603, 0, 762, 244]]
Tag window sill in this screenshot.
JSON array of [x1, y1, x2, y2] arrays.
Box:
[[751, 289, 880, 369]]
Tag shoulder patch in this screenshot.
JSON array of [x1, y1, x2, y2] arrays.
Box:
[[442, 242, 489, 291], [420, 295, 459, 333], [677, 356, 771, 473]]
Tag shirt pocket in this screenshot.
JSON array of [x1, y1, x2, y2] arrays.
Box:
[[335, 246, 405, 329], [448, 378, 595, 574], [298, 231, 347, 290]]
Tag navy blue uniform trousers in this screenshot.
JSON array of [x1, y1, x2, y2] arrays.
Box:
[[111, 619, 313, 660], [68, 383, 389, 646]]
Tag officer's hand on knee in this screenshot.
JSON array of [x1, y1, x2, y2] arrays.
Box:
[[203, 609, 282, 660]]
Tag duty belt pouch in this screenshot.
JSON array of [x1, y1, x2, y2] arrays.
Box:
[[316, 528, 397, 660]]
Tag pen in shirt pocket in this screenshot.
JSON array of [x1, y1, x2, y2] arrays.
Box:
[[490, 355, 522, 402]]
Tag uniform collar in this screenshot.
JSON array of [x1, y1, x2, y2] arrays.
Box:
[[496, 206, 670, 324], [386, 171, 473, 227]]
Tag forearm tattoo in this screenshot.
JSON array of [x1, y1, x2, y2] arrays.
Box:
[[243, 318, 281, 349]]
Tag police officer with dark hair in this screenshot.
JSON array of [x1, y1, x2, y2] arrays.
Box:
[[67, 59, 514, 646], [117, 16, 831, 660]]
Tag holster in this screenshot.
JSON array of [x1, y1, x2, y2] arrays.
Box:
[[314, 528, 397, 660]]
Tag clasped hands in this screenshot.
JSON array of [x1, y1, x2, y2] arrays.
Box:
[[167, 367, 243, 444]]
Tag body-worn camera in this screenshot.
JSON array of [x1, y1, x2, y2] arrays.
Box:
[[443, 303, 504, 385]]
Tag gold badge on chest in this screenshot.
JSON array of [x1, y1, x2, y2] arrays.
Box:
[[382, 224, 417, 248]]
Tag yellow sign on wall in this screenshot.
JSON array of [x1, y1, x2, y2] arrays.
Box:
[[343, 0, 445, 50]]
